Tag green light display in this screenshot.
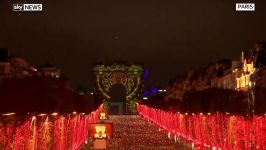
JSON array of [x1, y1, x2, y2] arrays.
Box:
[[93, 63, 144, 113]]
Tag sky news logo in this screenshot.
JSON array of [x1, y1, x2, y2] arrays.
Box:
[[236, 3, 255, 11], [13, 4, 42, 11]]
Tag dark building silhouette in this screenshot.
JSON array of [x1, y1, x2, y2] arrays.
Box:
[[0, 48, 9, 62], [0, 48, 10, 76], [38, 62, 61, 78], [253, 41, 266, 68]]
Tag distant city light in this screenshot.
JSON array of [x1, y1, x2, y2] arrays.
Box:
[[143, 97, 148, 100], [73, 111, 77, 115], [32, 116, 37, 121], [51, 112, 58, 116], [90, 92, 94, 95], [158, 89, 166, 92], [38, 113, 47, 116], [2, 112, 15, 116]]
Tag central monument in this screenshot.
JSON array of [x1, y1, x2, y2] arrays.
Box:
[[93, 62, 144, 114]]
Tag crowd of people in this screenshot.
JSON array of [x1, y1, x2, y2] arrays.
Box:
[[106, 115, 186, 150]]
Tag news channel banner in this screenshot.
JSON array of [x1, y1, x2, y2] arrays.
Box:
[[13, 4, 42, 11], [12, 3, 255, 12]]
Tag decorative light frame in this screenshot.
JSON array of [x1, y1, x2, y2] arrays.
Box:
[[93, 63, 144, 113]]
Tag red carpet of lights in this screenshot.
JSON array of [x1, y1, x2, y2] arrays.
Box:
[[0, 105, 103, 150], [137, 104, 266, 150]]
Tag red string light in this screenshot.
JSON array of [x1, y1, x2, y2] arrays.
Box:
[[0, 104, 103, 149], [136, 104, 266, 150]]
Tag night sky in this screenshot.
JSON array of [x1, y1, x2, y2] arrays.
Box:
[[1, 0, 266, 89]]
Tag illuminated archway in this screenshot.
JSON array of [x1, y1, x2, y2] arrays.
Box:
[[93, 63, 144, 113]]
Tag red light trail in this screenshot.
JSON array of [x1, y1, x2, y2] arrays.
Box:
[[1, 103, 265, 149], [137, 104, 266, 150], [0, 104, 103, 150]]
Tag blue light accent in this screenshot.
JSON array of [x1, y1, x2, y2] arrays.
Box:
[[143, 70, 148, 78], [143, 90, 149, 96], [151, 88, 157, 94], [143, 87, 157, 96]]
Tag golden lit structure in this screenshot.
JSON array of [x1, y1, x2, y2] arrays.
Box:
[[99, 112, 108, 120], [88, 123, 113, 139], [235, 57, 256, 90], [94, 125, 107, 138], [243, 59, 255, 74]]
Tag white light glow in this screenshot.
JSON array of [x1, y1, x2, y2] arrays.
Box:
[[38, 113, 47, 116], [2, 112, 15, 116], [51, 112, 58, 116]]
